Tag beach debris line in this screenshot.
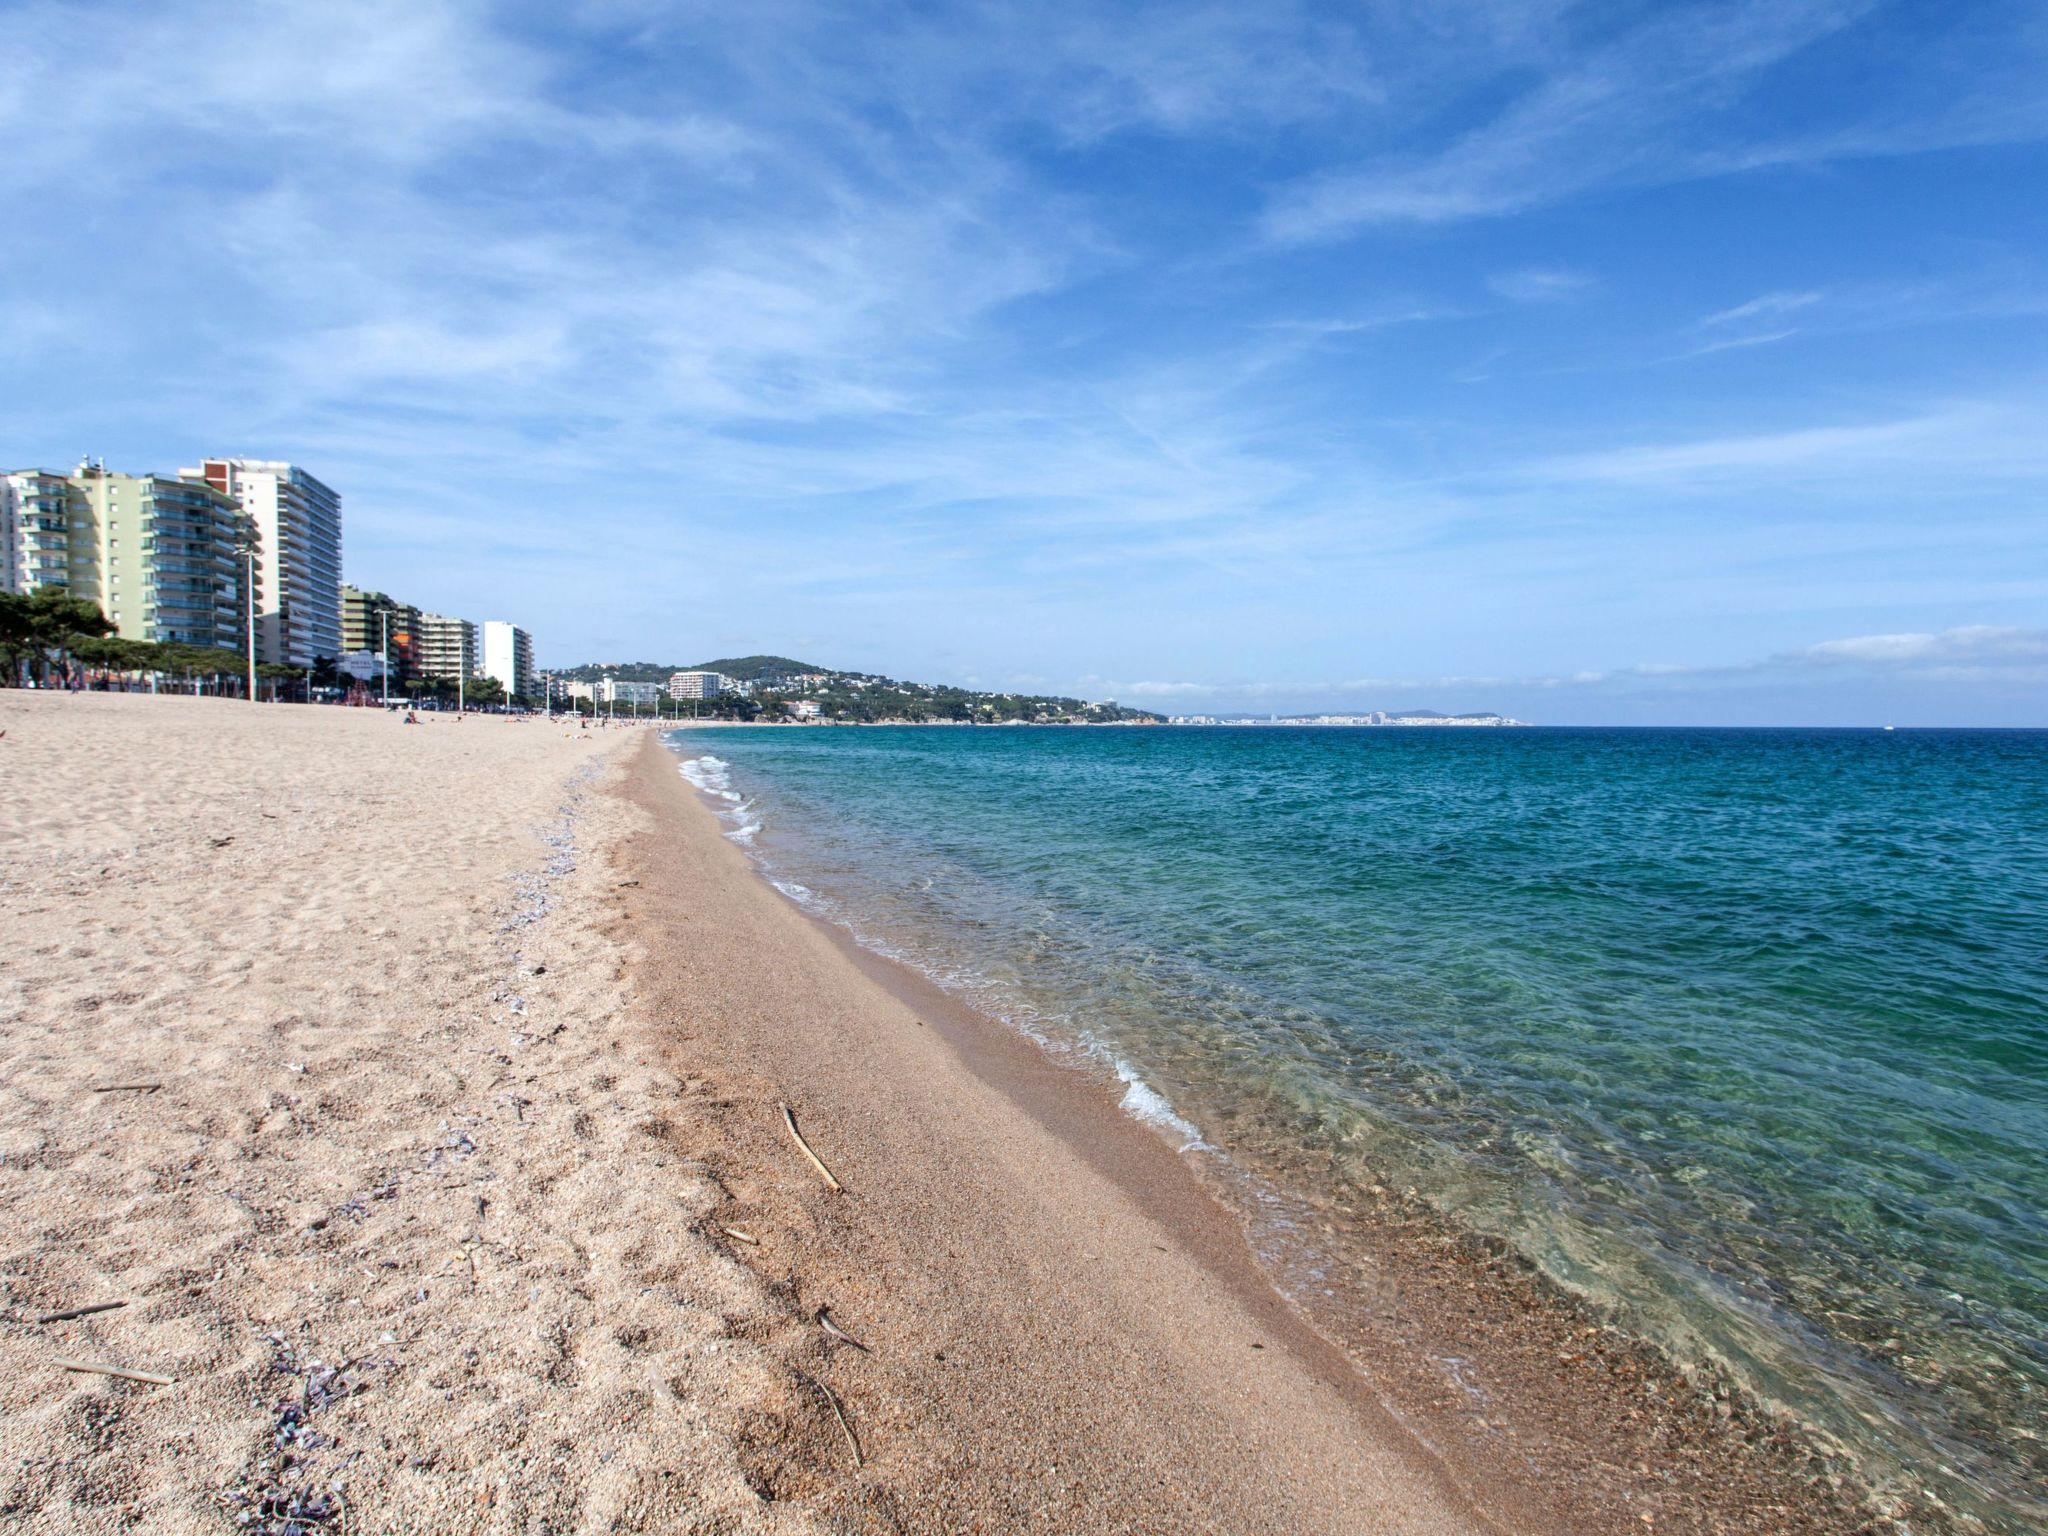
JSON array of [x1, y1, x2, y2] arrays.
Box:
[[780, 1101, 844, 1192], [816, 1307, 869, 1353], [796, 1369, 864, 1469], [35, 1300, 128, 1323], [55, 1358, 175, 1387]]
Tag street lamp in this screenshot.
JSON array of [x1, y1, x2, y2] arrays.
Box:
[[245, 549, 257, 703], [380, 609, 390, 709]]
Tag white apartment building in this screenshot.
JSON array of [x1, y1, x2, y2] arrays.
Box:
[[4, 470, 81, 596], [667, 669, 734, 700], [414, 612, 479, 683], [185, 458, 343, 667], [481, 621, 535, 702], [599, 677, 664, 706]]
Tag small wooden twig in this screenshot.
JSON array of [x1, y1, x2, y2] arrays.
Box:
[[796, 1369, 863, 1468], [56, 1358, 174, 1387], [779, 1102, 843, 1193], [719, 1226, 760, 1246], [90, 1083, 162, 1094], [816, 1307, 869, 1353], [35, 1300, 127, 1324]]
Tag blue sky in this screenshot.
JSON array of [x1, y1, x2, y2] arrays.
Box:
[[3, 0, 2045, 723]]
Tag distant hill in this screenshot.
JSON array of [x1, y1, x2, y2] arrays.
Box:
[[687, 655, 837, 682], [553, 653, 1163, 724], [553, 655, 841, 685]]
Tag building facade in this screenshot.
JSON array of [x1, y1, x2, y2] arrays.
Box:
[[667, 669, 734, 700], [4, 471, 87, 597], [0, 476, 15, 593], [414, 612, 478, 683], [5, 464, 253, 651], [341, 586, 423, 678], [70, 464, 254, 651], [481, 621, 534, 701], [599, 677, 663, 706], [186, 459, 342, 668]]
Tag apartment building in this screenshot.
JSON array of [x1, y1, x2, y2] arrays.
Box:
[[481, 621, 534, 701], [70, 464, 254, 651], [0, 477, 16, 593], [186, 458, 342, 667], [341, 586, 423, 677], [3, 471, 83, 595], [4, 465, 254, 652], [667, 669, 734, 700], [599, 677, 663, 706], [415, 612, 478, 682]]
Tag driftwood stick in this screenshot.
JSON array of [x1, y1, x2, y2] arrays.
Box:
[[779, 1103, 843, 1193], [719, 1226, 760, 1246], [35, 1300, 128, 1324], [796, 1369, 863, 1468], [90, 1083, 162, 1094], [816, 1307, 870, 1353], [55, 1358, 175, 1387]]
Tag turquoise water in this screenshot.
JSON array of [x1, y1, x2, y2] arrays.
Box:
[[668, 725, 2046, 1529]]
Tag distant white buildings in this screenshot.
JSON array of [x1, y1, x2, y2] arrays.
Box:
[[783, 699, 823, 719], [668, 669, 735, 700], [1167, 710, 1526, 727], [185, 458, 343, 667], [599, 677, 663, 706], [482, 621, 535, 701]]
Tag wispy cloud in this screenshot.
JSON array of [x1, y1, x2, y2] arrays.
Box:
[[1099, 626, 2048, 709], [1260, 0, 2048, 243], [1701, 290, 1825, 328], [1520, 400, 2048, 487], [1488, 267, 1596, 303]]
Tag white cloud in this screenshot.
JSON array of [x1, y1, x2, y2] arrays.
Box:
[[1520, 400, 2048, 487], [1791, 626, 2048, 666], [1094, 626, 2048, 709], [1258, 1, 2048, 243], [1488, 267, 1596, 303], [1700, 290, 1825, 327]]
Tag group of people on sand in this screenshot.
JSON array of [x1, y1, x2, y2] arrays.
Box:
[[394, 707, 647, 733]]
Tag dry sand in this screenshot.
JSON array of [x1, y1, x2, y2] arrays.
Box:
[[0, 694, 818, 1534], [0, 692, 1877, 1535]]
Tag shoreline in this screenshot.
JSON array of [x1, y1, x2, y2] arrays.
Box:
[[645, 728, 1897, 1534], [0, 692, 1920, 1532]]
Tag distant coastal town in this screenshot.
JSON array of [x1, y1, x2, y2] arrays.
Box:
[[5, 457, 1524, 726], [1169, 710, 1527, 727]]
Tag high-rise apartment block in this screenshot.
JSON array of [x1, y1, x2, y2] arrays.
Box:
[[341, 586, 423, 677], [667, 670, 734, 700], [64, 463, 255, 650], [4, 471, 83, 596], [6, 466, 242, 645], [186, 459, 342, 667], [415, 612, 479, 683], [482, 621, 534, 702]]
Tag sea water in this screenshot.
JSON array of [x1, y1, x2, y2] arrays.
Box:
[[665, 725, 2046, 1530]]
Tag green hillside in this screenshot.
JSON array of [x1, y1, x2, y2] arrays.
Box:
[[554, 652, 1162, 724]]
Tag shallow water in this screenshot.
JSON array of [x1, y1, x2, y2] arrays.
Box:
[[666, 725, 2047, 1530]]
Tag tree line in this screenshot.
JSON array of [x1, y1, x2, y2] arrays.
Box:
[[1, 588, 254, 690]]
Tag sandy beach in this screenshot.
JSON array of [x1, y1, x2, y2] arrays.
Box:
[[0, 692, 1880, 1534]]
